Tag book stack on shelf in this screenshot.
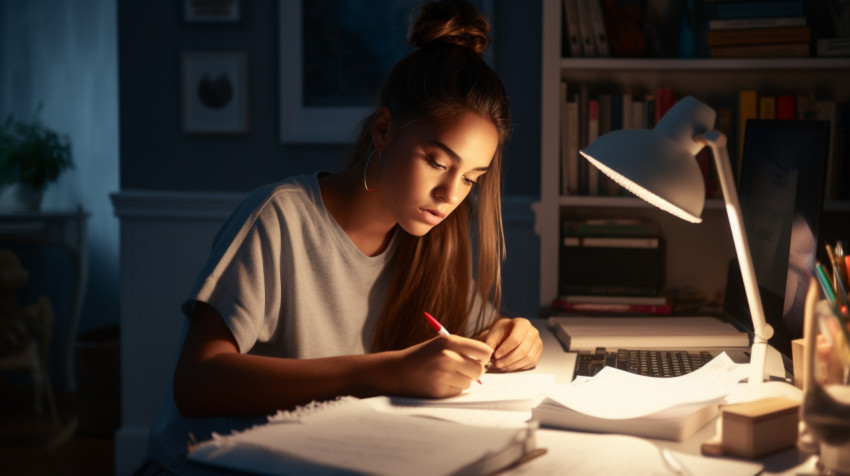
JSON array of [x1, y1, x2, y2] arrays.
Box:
[[558, 218, 666, 305], [703, 0, 811, 58]]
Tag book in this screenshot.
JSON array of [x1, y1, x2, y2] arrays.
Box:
[[643, 94, 655, 129], [795, 93, 813, 120], [817, 37, 850, 57], [547, 316, 750, 350], [710, 1, 805, 20], [631, 99, 644, 130], [708, 16, 806, 31], [562, 218, 657, 236], [563, 0, 583, 57], [621, 89, 633, 129], [587, 99, 600, 195], [563, 236, 660, 248], [586, 0, 610, 57], [758, 95, 776, 119], [188, 396, 539, 476], [709, 42, 810, 58], [551, 298, 672, 315], [655, 86, 674, 124], [558, 284, 663, 297], [575, 0, 597, 56], [610, 92, 623, 131], [557, 294, 668, 305], [534, 398, 719, 441], [706, 26, 811, 46], [776, 94, 795, 119]]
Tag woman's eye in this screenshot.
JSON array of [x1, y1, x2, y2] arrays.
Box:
[[427, 156, 446, 170], [463, 176, 477, 186]]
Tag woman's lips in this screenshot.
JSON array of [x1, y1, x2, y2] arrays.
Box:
[[420, 207, 445, 225]]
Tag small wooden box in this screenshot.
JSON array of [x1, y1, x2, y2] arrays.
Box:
[[720, 397, 800, 459]]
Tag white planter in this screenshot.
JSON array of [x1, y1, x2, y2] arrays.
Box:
[[0, 183, 44, 211]]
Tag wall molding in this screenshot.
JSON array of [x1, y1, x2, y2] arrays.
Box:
[[111, 190, 537, 223]]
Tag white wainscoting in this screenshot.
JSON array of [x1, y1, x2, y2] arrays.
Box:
[[110, 190, 538, 475]]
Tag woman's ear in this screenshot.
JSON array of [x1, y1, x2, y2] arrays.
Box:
[[371, 107, 393, 150]]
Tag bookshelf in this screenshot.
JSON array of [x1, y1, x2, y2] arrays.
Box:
[[536, 0, 850, 307]]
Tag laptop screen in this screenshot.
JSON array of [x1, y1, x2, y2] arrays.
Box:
[[722, 118, 831, 358]]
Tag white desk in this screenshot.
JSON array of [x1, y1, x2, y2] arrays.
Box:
[[186, 318, 817, 475], [526, 318, 814, 475]]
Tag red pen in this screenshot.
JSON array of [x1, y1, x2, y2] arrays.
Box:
[[424, 312, 483, 384]]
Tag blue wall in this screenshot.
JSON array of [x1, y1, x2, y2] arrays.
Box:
[[117, 1, 540, 195]]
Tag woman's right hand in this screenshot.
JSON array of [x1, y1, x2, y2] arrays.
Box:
[[386, 335, 493, 399]]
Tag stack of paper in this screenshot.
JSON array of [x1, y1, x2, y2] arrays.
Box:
[[188, 397, 539, 476], [533, 353, 751, 441]]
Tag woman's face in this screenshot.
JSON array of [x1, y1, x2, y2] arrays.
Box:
[[378, 112, 499, 236]]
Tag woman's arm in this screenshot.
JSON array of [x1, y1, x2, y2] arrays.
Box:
[[478, 317, 543, 372], [173, 302, 493, 418]]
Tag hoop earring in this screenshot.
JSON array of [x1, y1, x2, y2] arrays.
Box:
[[363, 149, 382, 192]]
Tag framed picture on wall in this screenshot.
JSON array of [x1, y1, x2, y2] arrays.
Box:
[[182, 52, 248, 134], [183, 0, 242, 23], [278, 0, 494, 144]]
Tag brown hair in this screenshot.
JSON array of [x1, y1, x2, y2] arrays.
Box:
[[347, 0, 511, 351]]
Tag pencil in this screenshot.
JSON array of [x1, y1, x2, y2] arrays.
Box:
[[815, 261, 836, 305]]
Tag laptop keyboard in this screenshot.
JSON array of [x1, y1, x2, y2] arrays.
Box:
[[574, 347, 715, 378]]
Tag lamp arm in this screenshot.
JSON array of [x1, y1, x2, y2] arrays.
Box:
[[701, 130, 774, 384]]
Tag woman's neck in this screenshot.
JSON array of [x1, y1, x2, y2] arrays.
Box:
[[319, 171, 397, 257]]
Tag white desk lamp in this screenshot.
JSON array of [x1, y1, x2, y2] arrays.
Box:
[[580, 95, 774, 385]]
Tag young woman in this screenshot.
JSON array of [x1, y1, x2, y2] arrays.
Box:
[[139, 0, 542, 473]]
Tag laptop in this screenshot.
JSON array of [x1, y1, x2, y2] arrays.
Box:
[[552, 118, 832, 382]]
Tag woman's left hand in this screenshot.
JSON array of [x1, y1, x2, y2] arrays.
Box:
[[477, 317, 543, 372]]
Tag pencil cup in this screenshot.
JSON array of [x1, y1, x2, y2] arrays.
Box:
[[799, 299, 850, 475]]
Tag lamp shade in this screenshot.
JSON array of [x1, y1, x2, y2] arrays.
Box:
[[580, 96, 718, 223]]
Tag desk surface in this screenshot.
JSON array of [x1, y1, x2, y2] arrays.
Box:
[[528, 317, 813, 475]]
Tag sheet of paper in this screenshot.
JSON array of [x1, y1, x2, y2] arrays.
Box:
[[501, 429, 763, 476], [370, 399, 533, 428], [390, 372, 556, 410], [545, 353, 750, 419]]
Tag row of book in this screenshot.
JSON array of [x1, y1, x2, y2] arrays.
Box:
[[559, 81, 850, 200], [563, 0, 850, 58]]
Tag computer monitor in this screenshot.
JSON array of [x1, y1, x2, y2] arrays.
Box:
[[723, 118, 831, 358]]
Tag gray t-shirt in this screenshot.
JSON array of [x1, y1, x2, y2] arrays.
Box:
[[146, 173, 398, 473]]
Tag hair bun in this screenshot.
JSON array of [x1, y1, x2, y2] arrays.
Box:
[[408, 0, 490, 55]]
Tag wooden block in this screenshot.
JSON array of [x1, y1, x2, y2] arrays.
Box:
[[720, 397, 800, 459], [791, 338, 806, 389]]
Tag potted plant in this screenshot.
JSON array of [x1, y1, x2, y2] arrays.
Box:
[[0, 105, 73, 211]]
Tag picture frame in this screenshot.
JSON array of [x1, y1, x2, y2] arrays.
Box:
[[183, 0, 242, 23], [279, 0, 495, 144], [182, 52, 248, 134]]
